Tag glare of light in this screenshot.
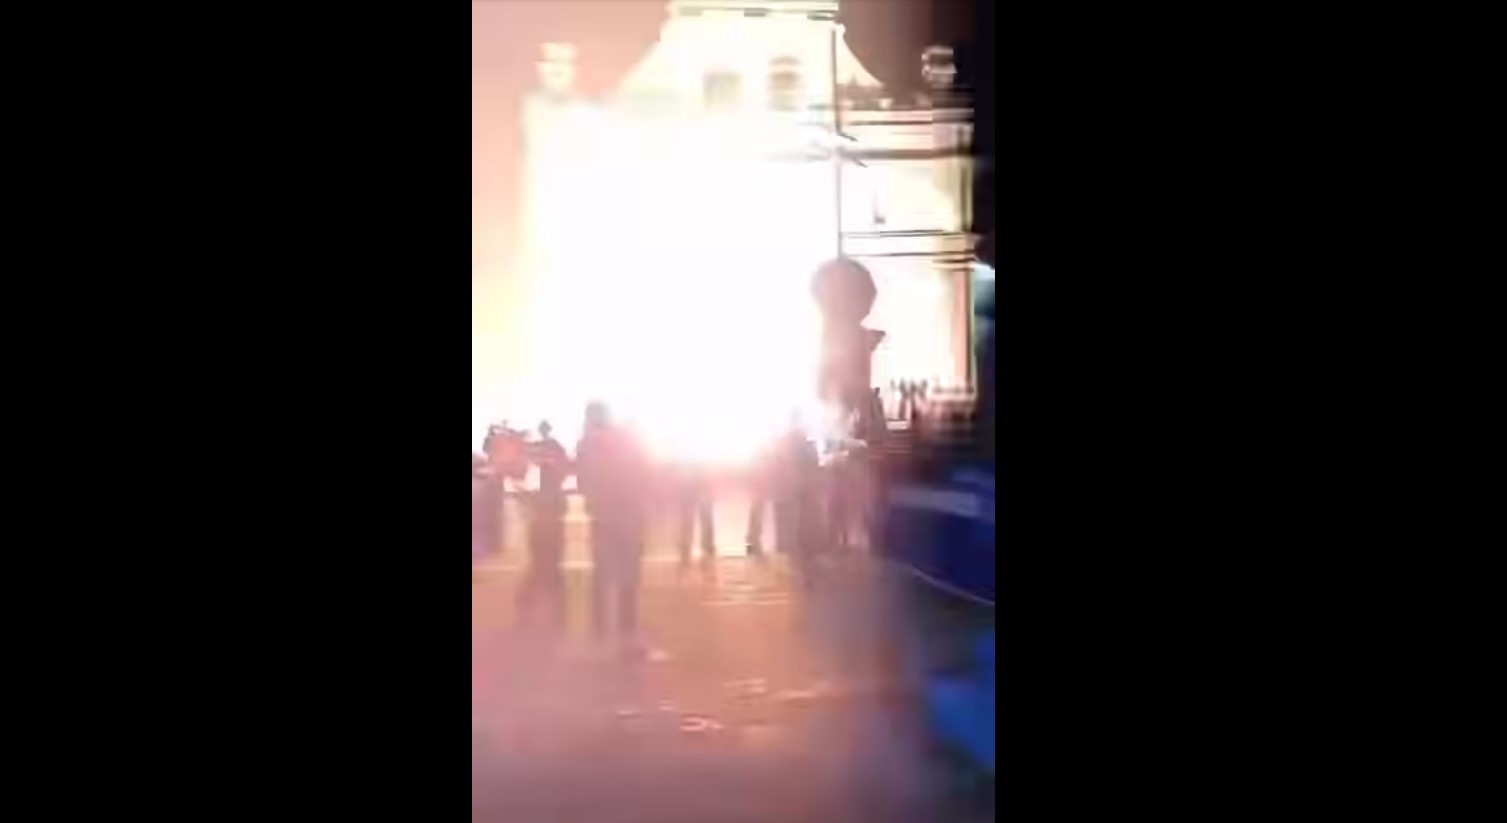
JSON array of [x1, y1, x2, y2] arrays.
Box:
[[493, 20, 975, 457], [520, 118, 834, 464]]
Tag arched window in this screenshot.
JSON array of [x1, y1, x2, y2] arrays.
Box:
[[703, 70, 741, 109], [769, 56, 803, 111]]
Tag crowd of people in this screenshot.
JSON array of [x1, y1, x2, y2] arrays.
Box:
[[471, 401, 880, 649]]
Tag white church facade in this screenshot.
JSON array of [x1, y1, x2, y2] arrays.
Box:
[[515, 0, 976, 440]]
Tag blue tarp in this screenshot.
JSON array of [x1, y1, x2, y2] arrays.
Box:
[[883, 462, 995, 773], [884, 464, 994, 604]]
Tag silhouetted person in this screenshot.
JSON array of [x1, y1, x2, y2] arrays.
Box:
[[745, 438, 775, 557], [473, 452, 499, 558], [480, 427, 506, 554], [825, 412, 870, 556], [858, 389, 888, 549], [868, 388, 888, 443], [482, 424, 503, 461], [517, 420, 570, 632], [748, 413, 815, 558], [483, 423, 527, 555], [828, 459, 852, 556], [675, 462, 717, 565], [575, 403, 648, 645], [775, 414, 820, 559]]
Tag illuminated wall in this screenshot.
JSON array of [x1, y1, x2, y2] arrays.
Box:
[[510, 0, 974, 457]]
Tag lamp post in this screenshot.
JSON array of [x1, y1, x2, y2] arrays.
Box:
[[811, 257, 884, 436], [830, 24, 843, 258]]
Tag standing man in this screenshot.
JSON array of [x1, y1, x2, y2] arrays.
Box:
[[675, 462, 717, 566], [483, 423, 528, 556], [744, 437, 776, 558], [480, 425, 507, 556], [518, 420, 570, 633], [774, 413, 819, 560], [575, 403, 648, 649], [473, 452, 498, 559]]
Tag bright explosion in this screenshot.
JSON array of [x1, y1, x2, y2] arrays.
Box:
[[500, 117, 839, 464]]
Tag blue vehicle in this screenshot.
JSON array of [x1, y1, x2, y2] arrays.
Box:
[[880, 275, 995, 778]]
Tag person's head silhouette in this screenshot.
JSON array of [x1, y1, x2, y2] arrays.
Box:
[[584, 401, 608, 431]]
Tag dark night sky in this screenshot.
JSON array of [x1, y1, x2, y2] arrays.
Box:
[[956, 0, 995, 260]]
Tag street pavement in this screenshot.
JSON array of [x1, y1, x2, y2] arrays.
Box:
[[477, 491, 778, 571], [472, 490, 993, 822]]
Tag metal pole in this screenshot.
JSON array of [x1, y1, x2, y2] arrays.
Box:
[[962, 124, 975, 395], [831, 24, 843, 258]]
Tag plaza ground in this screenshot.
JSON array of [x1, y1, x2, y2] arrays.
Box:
[[472, 491, 992, 822]]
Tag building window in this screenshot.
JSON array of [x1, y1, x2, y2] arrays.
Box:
[[769, 57, 803, 111], [704, 70, 741, 109]]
